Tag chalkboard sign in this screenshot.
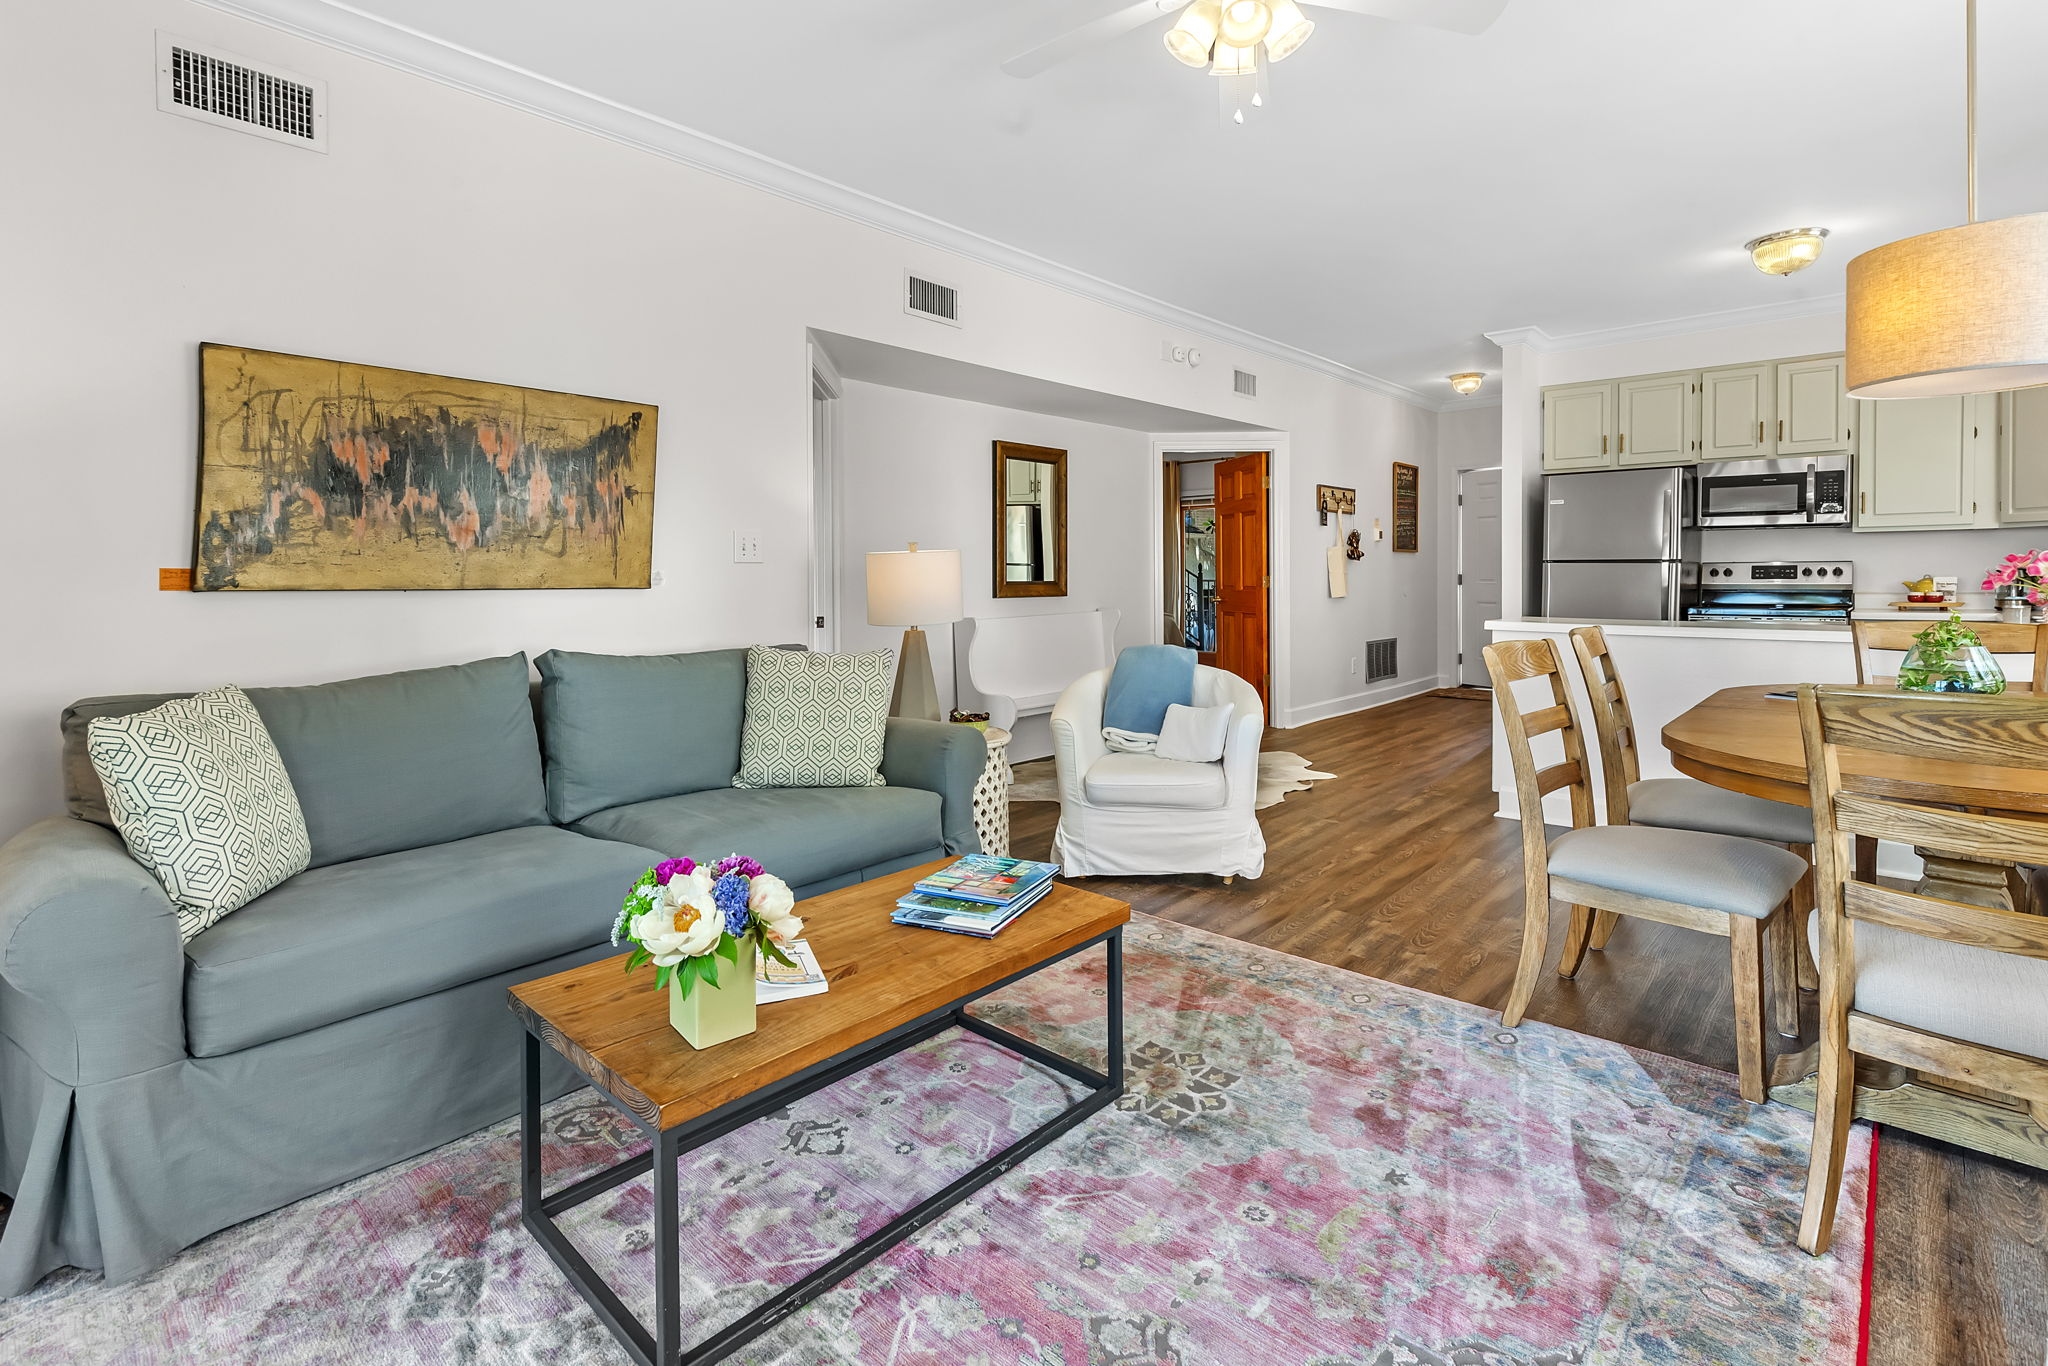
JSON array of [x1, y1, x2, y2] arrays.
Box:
[[1391, 461, 1420, 554]]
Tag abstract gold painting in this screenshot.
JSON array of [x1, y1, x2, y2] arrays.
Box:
[[194, 345, 657, 590]]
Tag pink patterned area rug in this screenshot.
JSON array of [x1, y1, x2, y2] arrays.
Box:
[[1, 915, 1871, 1365]]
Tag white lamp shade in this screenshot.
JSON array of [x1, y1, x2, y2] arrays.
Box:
[[1845, 211, 2048, 397], [866, 547, 963, 627], [1164, 0, 1222, 67], [1263, 0, 1313, 60]]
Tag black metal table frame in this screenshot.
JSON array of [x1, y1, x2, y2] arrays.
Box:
[[520, 926, 1125, 1366]]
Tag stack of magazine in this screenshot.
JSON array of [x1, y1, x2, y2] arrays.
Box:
[[893, 855, 1060, 938]]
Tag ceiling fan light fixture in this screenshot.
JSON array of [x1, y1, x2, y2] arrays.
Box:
[[1745, 227, 1829, 277], [1164, 0, 1223, 68], [1263, 0, 1315, 60], [1209, 38, 1260, 77], [1217, 0, 1273, 49], [1448, 372, 1485, 396]]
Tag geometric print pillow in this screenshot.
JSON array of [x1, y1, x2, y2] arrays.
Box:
[[732, 646, 893, 790], [87, 686, 310, 942]]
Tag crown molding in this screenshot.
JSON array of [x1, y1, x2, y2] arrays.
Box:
[[1485, 293, 1847, 355], [189, 0, 1445, 412]]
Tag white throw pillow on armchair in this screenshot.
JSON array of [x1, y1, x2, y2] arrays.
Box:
[[1155, 702, 1234, 763]]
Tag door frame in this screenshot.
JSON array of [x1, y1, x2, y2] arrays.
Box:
[[807, 340, 843, 653], [1148, 434, 1292, 728], [1456, 464, 1503, 688]]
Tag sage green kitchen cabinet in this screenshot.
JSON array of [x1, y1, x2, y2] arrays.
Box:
[[1542, 382, 1616, 472], [1999, 386, 2048, 525], [1776, 355, 1855, 456], [1615, 371, 1699, 466], [1699, 364, 1775, 460], [1855, 394, 1995, 531]]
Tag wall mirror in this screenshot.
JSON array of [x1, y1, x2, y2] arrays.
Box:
[[992, 441, 1067, 597]]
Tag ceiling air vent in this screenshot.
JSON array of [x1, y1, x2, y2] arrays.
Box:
[[1234, 369, 1258, 398], [156, 33, 327, 152], [904, 272, 961, 327], [1365, 638, 1398, 683]]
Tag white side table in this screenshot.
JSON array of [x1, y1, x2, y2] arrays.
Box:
[[968, 725, 1013, 856]]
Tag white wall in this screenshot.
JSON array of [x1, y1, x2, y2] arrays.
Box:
[[834, 381, 1151, 757], [1434, 405, 1504, 679], [0, 0, 1447, 840]]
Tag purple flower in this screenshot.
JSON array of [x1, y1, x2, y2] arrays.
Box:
[[654, 857, 695, 886], [712, 872, 752, 935], [712, 853, 764, 880]]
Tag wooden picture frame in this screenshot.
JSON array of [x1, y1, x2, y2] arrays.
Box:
[[1392, 460, 1420, 554], [992, 441, 1068, 598]]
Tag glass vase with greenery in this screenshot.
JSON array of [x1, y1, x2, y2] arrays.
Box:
[[1895, 613, 2008, 694]]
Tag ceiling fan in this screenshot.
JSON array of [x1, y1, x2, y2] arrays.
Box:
[[1002, 0, 1508, 120]]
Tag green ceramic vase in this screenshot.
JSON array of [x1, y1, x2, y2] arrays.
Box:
[[668, 937, 757, 1049]]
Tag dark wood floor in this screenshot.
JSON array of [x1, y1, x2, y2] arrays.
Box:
[[1011, 692, 2048, 1366]]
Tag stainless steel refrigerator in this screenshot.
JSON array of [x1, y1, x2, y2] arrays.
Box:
[[1541, 467, 1698, 620]]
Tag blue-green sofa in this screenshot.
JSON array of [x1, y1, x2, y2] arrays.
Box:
[[0, 649, 983, 1295]]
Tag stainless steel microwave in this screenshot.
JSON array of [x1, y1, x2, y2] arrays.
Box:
[[1695, 454, 1852, 527]]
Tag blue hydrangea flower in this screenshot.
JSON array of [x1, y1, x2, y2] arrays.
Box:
[[713, 872, 752, 936]]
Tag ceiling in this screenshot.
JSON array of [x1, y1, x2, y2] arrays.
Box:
[[314, 0, 2048, 400]]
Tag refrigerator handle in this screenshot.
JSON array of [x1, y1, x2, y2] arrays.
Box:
[[1662, 559, 1677, 621]]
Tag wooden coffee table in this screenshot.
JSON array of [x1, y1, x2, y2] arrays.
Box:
[[507, 861, 1129, 1366]]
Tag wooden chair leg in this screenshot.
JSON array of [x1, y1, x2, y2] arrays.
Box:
[[1557, 905, 1595, 978], [1790, 846, 1818, 992], [1588, 909, 1620, 950], [1853, 835, 1878, 884], [1728, 915, 1769, 1103], [1501, 887, 1554, 1029], [1769, 906, 1801, 1038], [1798, 1008, 1860, 1255]]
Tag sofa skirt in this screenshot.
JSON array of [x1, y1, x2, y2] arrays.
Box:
[[0, 940, 616, 1296]]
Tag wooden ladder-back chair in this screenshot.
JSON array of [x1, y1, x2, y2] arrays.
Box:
[[1796, 685, 2048, 1254], [1571, 625, 1819, 994], [1484, 637, 1807, 1101], [1850, 618, 2048, 690]]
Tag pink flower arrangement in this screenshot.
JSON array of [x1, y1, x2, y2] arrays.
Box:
[[1983, 551, 2048, 605]]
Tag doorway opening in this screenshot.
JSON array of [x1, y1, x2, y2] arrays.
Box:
[[1163, 449, 1271, 716], [807, 343, 841, 652], [1455, 465, 1503, 688]]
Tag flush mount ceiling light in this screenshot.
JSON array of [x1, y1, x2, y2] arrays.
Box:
[[1745, 227, 1829, 277], [1448, 372, 1484, 396], [1846, 0, 2048, 397]]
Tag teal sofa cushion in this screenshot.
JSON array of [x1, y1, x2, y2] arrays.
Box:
[[245, 655, 549, 868], [182, 825, 658, 1057], [535, 648, 748, 823], [571, 786, 942, 892]]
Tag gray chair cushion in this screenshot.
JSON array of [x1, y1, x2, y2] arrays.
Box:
[[1810, 915, 2048, 1061], [62, 656, 551, 868], [1628, 777, 1814, 845], [535, 648, 748, 823], [1547, 825, 1806, 919], [183, 825, 658, 1057], [571, 786, 942, 891]]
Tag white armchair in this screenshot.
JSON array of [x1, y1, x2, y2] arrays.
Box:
[[1049, 664, 1266, 880]]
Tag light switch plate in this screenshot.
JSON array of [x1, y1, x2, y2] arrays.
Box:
[[733, 532, 763, 563]]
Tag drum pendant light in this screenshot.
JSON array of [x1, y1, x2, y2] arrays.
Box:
[[1845, 0, 2048, 397]]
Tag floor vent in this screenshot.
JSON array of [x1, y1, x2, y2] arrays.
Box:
[[904, 273, 961, 326], [157, 33, 327, 151], [1234, 369, 1258, 398], [1365, 638, 1399, 683]]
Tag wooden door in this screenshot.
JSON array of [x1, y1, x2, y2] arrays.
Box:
[[1700, 364, 1775, 460], [1777, 354, 1854, 455], [1856, 395, 1973, 529], [1616, 371, 1697, 466], [1214, 451, 1269, 716], [1542, 383, 1615, 471], [1458, 468, 1503, 686], [2000, 387, 2048, 524]]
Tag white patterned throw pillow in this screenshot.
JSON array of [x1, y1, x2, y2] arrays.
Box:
[[87, 686, 311, 941], [733, 647, 893, 789]]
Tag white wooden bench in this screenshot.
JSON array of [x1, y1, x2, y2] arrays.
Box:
[[955, 608, 1122, 734]]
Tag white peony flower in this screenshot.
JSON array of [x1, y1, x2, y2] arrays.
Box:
[[631, 868, 723, 964], [748, 873, 803, 943]]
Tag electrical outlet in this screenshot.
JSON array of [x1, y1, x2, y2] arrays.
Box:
[[650, 570, 664, 587], [733, 532, 763, 563]]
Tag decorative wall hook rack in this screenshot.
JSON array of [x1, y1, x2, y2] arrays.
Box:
[[1316, 484, 1356, 526]]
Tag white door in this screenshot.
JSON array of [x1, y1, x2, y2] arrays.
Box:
[[808, 367, 840, 651], [1543, 383, 1615, 472], [1700, 364, 1775, 460], [1616, 371, 1698, 466], [1777, 355, 1854, 455], [1458, 467, 1504, 687], [1856, 395, 1974, 530], [2000, 387, 2048, 524]]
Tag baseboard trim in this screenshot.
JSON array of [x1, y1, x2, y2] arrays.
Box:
[[1278, 675, 1447, 729]]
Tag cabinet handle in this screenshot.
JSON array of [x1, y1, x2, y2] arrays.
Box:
[[1861, 492, 1868, 515], [1602, 435, 1608, 455], [1618, 433, 1626, 454], [1779, 419, 1785, 441], [1757, 420, 1764, 443]]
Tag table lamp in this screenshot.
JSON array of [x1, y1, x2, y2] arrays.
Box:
[[866, 542, 963, 721]]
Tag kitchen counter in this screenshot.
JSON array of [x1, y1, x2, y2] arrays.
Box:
[[1486, 615, 1848, 642]]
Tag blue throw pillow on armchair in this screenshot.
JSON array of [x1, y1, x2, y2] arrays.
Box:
[[1100, 644, 1196, 736]]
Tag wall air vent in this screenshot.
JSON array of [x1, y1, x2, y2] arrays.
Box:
[[1234, 369, 1258, 398], [156, 33, 327, 152], [904, 272, 961, 327], [1365, 638, 1398, 683]]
